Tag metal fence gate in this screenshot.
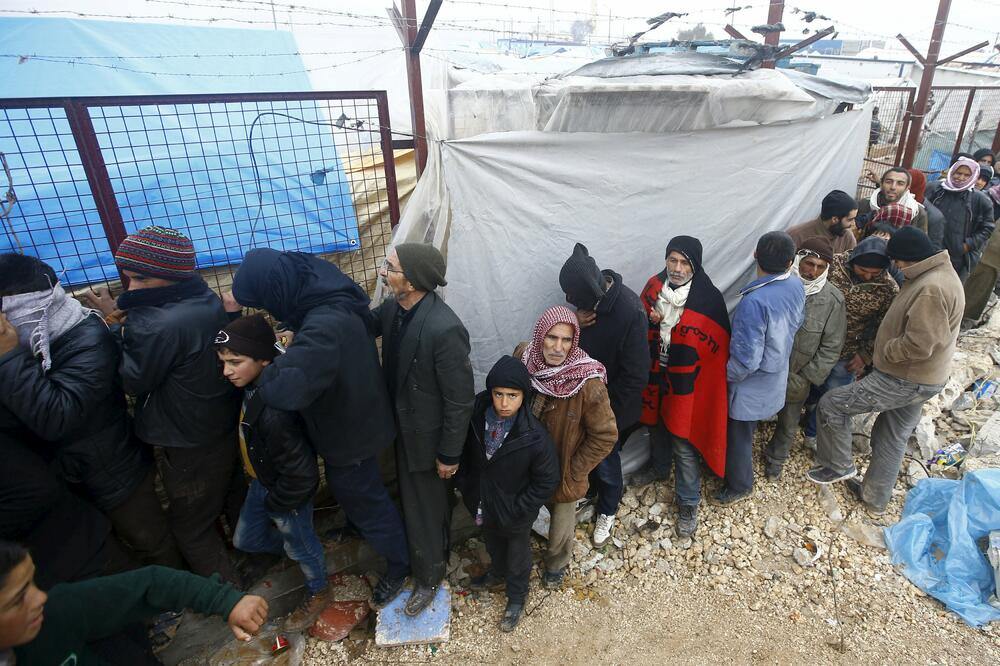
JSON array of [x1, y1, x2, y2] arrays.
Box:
[[859, 85, 1000, 201], [0, 91, 400, 298]]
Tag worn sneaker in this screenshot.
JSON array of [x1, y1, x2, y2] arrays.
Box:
[[764, 461, 783, 482], [500, 601, 524, 632], [469, 570, 505, 592], [676, 504, 697, 538], [806, 465, 857, 485], [403, 584, 438, 617], [845, 477, 886, 516], [284, 586, 333, 632], [802, 436, 817, 451], [542, 568, 565, 590], [592, 513, 615, 547], [369, 575, 406, 610]]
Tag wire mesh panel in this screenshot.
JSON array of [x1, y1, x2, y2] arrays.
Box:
[[857, 87, 914, 203], [0, 91, 398, 298], [912, 87, 1000, 177], [0, 106, 116, 284]]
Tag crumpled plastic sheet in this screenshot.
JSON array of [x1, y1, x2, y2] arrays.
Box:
[[884, 470, 1000, 626]]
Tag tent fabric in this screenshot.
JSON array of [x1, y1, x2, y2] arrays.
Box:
[[437, 107, 869, 384], [0, 18, 358, 285], [884, 470, 1000, 627]]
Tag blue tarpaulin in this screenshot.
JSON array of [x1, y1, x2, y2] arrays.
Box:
[[0, 18, 358, 285], [884, 470, 1000, 626]]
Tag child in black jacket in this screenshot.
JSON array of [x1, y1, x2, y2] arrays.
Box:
[[458, 355, 559, 633], [215, 314, 328, 633]]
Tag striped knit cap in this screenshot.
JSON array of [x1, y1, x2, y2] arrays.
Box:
[[114, 226, 196, 280]]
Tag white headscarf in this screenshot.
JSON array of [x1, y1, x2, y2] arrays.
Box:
[[792, 253, 829, 297]]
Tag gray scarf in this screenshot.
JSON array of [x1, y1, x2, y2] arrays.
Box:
[[1, 283, 93, 371]]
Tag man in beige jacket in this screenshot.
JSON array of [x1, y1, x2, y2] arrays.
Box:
[[807, 227, 964, 513]]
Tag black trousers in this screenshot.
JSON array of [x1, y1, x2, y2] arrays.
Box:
[[482, 522, 533, 604], [159, 437, 243, 583], [107, 468, 184, 569], [396, 444, 451, 587]]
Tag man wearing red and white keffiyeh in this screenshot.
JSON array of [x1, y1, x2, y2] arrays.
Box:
[[516, 306, 617, 591]]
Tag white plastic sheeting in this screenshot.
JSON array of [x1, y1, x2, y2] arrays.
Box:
[[439, 108, 870, 384]]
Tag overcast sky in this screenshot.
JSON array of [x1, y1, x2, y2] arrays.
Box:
[[3, 0, 999, 54]]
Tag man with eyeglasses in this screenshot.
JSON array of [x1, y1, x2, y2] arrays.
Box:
[[763, 238, 845, 481], [372, 244, 474, 617]]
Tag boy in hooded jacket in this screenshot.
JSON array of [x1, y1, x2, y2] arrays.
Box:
[[215, 314, 329, 632], [457, 356, 559, 633]]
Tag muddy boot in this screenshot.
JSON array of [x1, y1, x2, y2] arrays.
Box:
[[284, 586, 333, 633]]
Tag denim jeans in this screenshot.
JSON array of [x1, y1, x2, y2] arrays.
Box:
[[648, 421, 702, 507], [805, 359, 855, 437], [815, 369, 944, 510], [588, 440, 624, 516], [233, 480, 327, 594]]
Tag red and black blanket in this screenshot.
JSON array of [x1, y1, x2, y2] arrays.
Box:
[[639, 269, 731, 477]]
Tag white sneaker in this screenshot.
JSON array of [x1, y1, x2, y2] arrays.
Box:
[[592, 513, 615, 547], [803, 436, 817, 451]]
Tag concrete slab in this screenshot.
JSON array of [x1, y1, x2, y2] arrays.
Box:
[[309, 574, 371, 642], [374, 584, 451, 646]]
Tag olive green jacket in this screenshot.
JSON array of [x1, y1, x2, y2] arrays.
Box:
[[785, 281, 847, 402]]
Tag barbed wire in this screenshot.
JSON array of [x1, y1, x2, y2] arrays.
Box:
[[2, 49, 399, 78], [0, 48, 395, 61]]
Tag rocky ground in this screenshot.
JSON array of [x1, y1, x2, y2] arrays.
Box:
[[294, 311, 1000, 665], [300, 441, 998, 665]]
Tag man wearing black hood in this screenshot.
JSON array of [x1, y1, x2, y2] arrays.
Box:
[[457, 355, 559, 632], [372, 243, 474, 617], [639, 237, 731, 536], [557, 243, 647, 548], [802, 236, 899, 447], [231, 249, 411, 610]]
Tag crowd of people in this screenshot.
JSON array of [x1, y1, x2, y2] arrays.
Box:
[[0, 150, 996, 662]]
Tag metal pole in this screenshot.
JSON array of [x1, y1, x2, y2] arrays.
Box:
[[762, 0, 784, 69], [900, 0, 952, 168], [401, 0, 428, 176]]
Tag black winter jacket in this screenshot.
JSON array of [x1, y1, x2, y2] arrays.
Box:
[[232, 250, 396, 465], [0, 314, 148, 510], [240, 390, 319, 513], [577, 270, 649, 431], [117, 278, 239, 448], [457, 392, 560, 530], [926, 182, 996, 279], [372, 292, 475, 471]]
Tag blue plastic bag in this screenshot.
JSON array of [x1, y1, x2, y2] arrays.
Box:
[[884, 470, 1000, 626]]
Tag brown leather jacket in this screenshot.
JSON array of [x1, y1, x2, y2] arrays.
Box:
[[515, 342, 618, 503]]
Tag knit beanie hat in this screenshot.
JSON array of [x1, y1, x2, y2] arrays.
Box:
[[214, 314, 278, 361], [395, 243, 447, 292], [797, 237, 834, 264], [115, 226, 196, 280], [820, 190, 858, 220], [486, 354, 532, 393], [980, 165, 994, 183], [886, 226, 937, 262], [756, 231, 796, 274], [559, 242, 606, 310]]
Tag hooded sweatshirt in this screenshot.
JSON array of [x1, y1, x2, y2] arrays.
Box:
[[827, 237, 899, 365]]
